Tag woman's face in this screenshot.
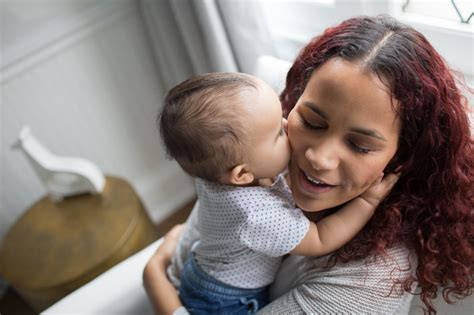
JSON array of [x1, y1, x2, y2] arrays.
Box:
[[287, 58, 400, 212]]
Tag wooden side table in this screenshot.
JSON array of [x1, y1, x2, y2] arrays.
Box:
[[0, 176, 158, 312]]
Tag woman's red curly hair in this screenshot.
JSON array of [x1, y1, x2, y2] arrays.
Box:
[[281, 15, 473, 314]]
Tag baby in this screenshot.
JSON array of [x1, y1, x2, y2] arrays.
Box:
[[159, 72, 396, 314]]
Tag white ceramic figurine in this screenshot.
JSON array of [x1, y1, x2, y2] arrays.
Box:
[[12, 126, 106, 201]]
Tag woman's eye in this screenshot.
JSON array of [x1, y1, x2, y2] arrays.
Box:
[[348, 140, 371, 154], [300, 118, 324, 130], [300, 115, 372, 154]]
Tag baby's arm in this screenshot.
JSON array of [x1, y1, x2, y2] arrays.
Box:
[[291, 173, 399, 256]]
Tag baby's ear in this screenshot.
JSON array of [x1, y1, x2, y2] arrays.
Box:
[[226, 164, 255, 186]]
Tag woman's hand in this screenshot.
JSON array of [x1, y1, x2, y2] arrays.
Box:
[[143, 224, 185, 315]]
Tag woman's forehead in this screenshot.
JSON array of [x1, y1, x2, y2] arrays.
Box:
[[306, 60, 394, 109], [310, 59, 388, 93], [300, 59, 400, 136]]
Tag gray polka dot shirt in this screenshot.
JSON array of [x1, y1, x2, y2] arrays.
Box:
[[192, 174, 310, 289]]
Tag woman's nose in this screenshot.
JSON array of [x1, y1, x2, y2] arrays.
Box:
[[305, 143, 340, 171]]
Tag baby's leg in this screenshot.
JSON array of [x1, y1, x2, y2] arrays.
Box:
[[179, 253, 269, 315]]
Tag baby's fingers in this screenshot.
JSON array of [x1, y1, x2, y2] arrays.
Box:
[[378, 172, 400, 193], [381, 173, 400, 189], [361, 173, 400, 208]]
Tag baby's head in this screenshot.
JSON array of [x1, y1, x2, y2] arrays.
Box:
[[159, 72, 290, 185]]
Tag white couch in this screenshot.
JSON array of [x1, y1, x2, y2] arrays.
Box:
[[43, 237, 162, 315], [43, 56, 473, 315], [42, 233, 473, 315]]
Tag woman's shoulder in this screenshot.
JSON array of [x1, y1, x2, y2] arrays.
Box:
[[266, 244, 416, 314], [293, 244, 414, 284]]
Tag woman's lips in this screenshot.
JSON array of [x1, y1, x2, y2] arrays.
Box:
[[298, 168, 334, 194]]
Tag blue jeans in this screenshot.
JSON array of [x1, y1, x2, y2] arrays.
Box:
[[179, 254, 269, 315]]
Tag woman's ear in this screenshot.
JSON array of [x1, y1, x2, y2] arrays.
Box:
[[226, 164, 255, 186]]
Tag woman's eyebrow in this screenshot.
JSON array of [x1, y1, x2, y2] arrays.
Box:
[[350, 127, 386, 141], [303, 101, 328, 120]]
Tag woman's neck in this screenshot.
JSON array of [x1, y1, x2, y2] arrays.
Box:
[[303, 210, 327, 222]]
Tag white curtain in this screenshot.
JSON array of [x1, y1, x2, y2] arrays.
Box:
[[140, 0, 275, 90]]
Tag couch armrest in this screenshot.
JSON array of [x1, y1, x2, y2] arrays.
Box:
[[43, 238, 164, 315]]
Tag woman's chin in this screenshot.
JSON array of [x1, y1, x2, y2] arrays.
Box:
[[291, 186, 333, 212], [289, 164, 339, 211], [294, 198, 329, 212]]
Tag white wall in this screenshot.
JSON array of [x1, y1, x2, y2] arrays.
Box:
[[0, 0, 195, 240]]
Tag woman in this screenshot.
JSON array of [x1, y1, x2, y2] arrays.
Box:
[[144, 15, 473, 314]]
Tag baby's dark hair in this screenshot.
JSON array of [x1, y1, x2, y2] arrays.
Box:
[[158, 72, 259, 181]]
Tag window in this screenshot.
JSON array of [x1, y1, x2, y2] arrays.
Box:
[[259, 0, 473, 89], [403, 0, 473, 24]]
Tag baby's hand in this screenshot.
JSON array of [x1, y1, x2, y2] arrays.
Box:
[[358, 173, 400, 209]]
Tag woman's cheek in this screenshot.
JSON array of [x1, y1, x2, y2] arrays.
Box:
[[365, 161, 388, 188], [350, 161, 383, 193], [287, 114, 304, 150]]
